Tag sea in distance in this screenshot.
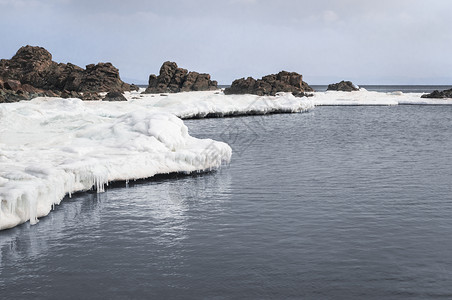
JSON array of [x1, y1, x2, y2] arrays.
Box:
[[1, 86, 452, 299]]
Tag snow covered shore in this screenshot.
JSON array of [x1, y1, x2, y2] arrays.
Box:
[[0, 91, 314, 230], [122, 89, 452, 111], [310, 89, 452, 105], [118, 90, 315, 118], [0, 98, 234, 230], [1, 88, 450, 230]]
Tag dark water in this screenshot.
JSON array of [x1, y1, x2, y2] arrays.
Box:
[[1, 106, 452, 299]]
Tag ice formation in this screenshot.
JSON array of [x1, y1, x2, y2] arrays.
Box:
[[0, 98, 233, 230]]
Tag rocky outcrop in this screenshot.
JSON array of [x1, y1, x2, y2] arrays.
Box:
[[0, 78, 59, 103], [327, 81, 359, 92], [224, 71, 314, 97], [143, 61, 218, 93], [103, 91, 127, 101], [0, 45, 134, 102], [421, 88, 452, 99]]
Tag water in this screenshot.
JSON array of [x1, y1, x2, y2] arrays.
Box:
[[1, 106, 452, 299]]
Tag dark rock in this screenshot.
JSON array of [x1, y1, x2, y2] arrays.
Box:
[[0, 78, 54, 102], [103, 91, 127, 101], [292, 91, 314, 98], [143, 61, 218, 94], [327, 80, 359, 92], [3, 79, 22, 91], [129, 84, 140, 91], [78, 63, 131, 93], [42, 90, 59, 97], [224, 71, 314, 96], [0, 88, 29, 102], [192, 73, 216, 91], [421, 88, 452, 99], [225, 77, 257, 95], [61, 90, 82, 99], [0, 45, 135, 102], [81, 92, 102, 100]]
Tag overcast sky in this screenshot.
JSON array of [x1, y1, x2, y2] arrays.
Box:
[[1, 0, 451, 85]]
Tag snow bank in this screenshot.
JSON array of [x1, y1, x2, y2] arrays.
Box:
[[311, 89, 452, 106], [0, 98, 231, 230], [115, 90, 315, 119]]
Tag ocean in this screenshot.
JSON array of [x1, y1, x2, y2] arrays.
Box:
[[1, 89, 452, 299]]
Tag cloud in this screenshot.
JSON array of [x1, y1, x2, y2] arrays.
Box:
[[0, 0, 451, 84], [0, 0, 41, 7]]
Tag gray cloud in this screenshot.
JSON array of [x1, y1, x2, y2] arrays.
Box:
[[1, 0, 451, 84]]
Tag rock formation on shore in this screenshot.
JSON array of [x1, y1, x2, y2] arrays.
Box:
[[421, 88, 452, 99], [327, 80, 359, 92], [0, 45, 135, 103], [223, 71, 314, 97], [143, 61, 218, 94]]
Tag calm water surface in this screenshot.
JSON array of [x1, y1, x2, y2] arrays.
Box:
[[1, 106, 452, 299]]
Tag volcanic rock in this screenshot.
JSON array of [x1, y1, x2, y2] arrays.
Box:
[[144, 61, 218, 93], [421, 88, 452, 99], [224, 71, 314, 96], [327, 81, 359, 92]]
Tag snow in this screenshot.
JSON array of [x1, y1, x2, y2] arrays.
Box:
[[310, 89, 452, 106], [0, 97, 233, 230], [95, 89, 315, 119]]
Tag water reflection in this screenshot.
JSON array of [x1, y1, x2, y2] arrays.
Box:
[[0, 168, 231, 272], [0, 193, 100, 268]]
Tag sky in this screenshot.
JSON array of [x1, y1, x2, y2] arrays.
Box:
[[0, 0, 451, 85]]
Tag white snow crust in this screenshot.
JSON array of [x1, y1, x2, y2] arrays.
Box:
[[114, 90, 315, 118], [311, 89, 452, 106], [0, 97, 233, 230]]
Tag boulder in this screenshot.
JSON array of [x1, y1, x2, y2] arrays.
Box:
[[224, 71, 314, 96], [327, 81, 359, 92], [103, 91, 127, 101], [421, 88, 452, 99], [143, 61, 218, 93]]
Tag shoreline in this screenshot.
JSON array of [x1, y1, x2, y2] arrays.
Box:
[[1, 89, 452, 230]]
